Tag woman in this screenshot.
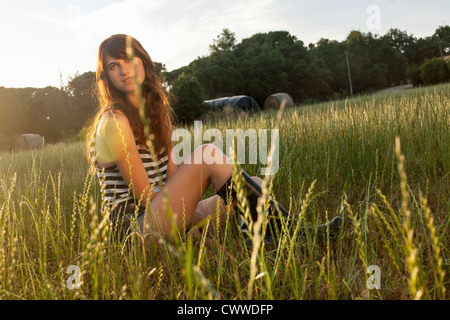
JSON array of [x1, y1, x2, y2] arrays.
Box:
[[87, 34, 341, 243]]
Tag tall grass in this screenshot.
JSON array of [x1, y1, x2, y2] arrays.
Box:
[[0, 84, 448, 300]]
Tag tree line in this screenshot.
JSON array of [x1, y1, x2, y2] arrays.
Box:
[[0, 71, 96, 150], [0, 26, 449, 148], [166, 26, 450, 123]]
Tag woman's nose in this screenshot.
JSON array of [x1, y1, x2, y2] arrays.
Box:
[[120, 62, 132, 76], [121, 65, 130, 76]]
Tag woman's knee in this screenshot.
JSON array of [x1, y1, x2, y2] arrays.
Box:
[[192, 144, 228, 165], [251, 176, 263, 186]]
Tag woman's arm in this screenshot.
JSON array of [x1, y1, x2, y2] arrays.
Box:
[[100, 111, 156, 204]]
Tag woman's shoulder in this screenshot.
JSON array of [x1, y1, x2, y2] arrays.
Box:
[[99, 106, 129, 127], [101, 105, 127, 120], [96, 106, 132, 140]]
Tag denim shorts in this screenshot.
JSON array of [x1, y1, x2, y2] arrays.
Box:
[[112, 202, 146, 240], [123, 210, 146, 233]]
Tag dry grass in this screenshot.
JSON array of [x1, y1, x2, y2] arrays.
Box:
[[0, 83, 448, 300]]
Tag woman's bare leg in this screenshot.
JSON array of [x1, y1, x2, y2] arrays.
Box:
[[191, 195, 229, 235], [143, 144, 233, 235]]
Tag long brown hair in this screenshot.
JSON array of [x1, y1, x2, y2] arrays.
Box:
[[87, 34, 174, 164]]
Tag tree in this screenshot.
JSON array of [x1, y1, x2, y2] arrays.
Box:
[[165, 66, 189, 87], [209, 28, 236, 53], [383, 28, 418, 66], [433, 25, 450, 56], [162, 27, 450, 109], [154, 62, 167, 79], [0, 87, 34, 136], [191, 50, 242, 99], [419, 57, 450, 85], [407, 37, 440, 66], [66, 71, 97, 134], [27, 86, 70, 142], [310, 38, 348, 95], [66, 71, 96, 97], [233, 31, 331, 104], [169, 74, 206, 124], [344, 30, 408, 92], [384, 28, 415, 54], [154, 61, 169, 90], [375, 36, 408, 86]]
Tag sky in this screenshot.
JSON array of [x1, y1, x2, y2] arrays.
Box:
[[0, 0, 449, 89]]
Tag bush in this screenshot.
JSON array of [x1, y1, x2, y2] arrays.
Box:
[[419, 57, 450, 85], [406, 64, 422, 86], [169, 74, 206, 124]]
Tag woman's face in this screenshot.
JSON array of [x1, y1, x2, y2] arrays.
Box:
[[104, 55, 145, 95]]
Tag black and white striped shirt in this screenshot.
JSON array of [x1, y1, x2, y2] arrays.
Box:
[[89, 135, 169, 207]]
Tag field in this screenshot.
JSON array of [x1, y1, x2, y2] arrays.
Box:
[[0, 83, 448, 300]]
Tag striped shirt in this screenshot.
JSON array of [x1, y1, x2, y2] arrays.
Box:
[[89, 134, 169, 207]]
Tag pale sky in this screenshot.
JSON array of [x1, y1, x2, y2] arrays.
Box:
[[0, 0, 448, 88]]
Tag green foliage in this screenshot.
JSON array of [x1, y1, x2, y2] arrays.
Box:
[[0, 72, 97, 147], [170, 30, 335, 106], [311, 38, 348, 94], [209, 28, 236, 53], [0, 86, 70, 142], [433, 25, 450, 55], [29, 86, 69, 142], [234, 31, 318, 104], [419, 57, 450, 85], [65, 71, 98, 135], [0, 87, 35, 135], [170, 74, 206, 124], [190, 50, 242, 99], [383, 28, 416, 54], [344, 31, 407, 91], [406, 64, 422, 86], [167, 26, 450, 106]]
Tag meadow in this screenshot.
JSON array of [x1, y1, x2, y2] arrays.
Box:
[[0, 83, 448, 300]]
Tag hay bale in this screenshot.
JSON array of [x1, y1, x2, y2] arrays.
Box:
[[264, 93, 294, 110], [11, 135, 28, 151], [203, 95, 260, 113], [21, 134, 44, 149], [11, 134, 44, 151]]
